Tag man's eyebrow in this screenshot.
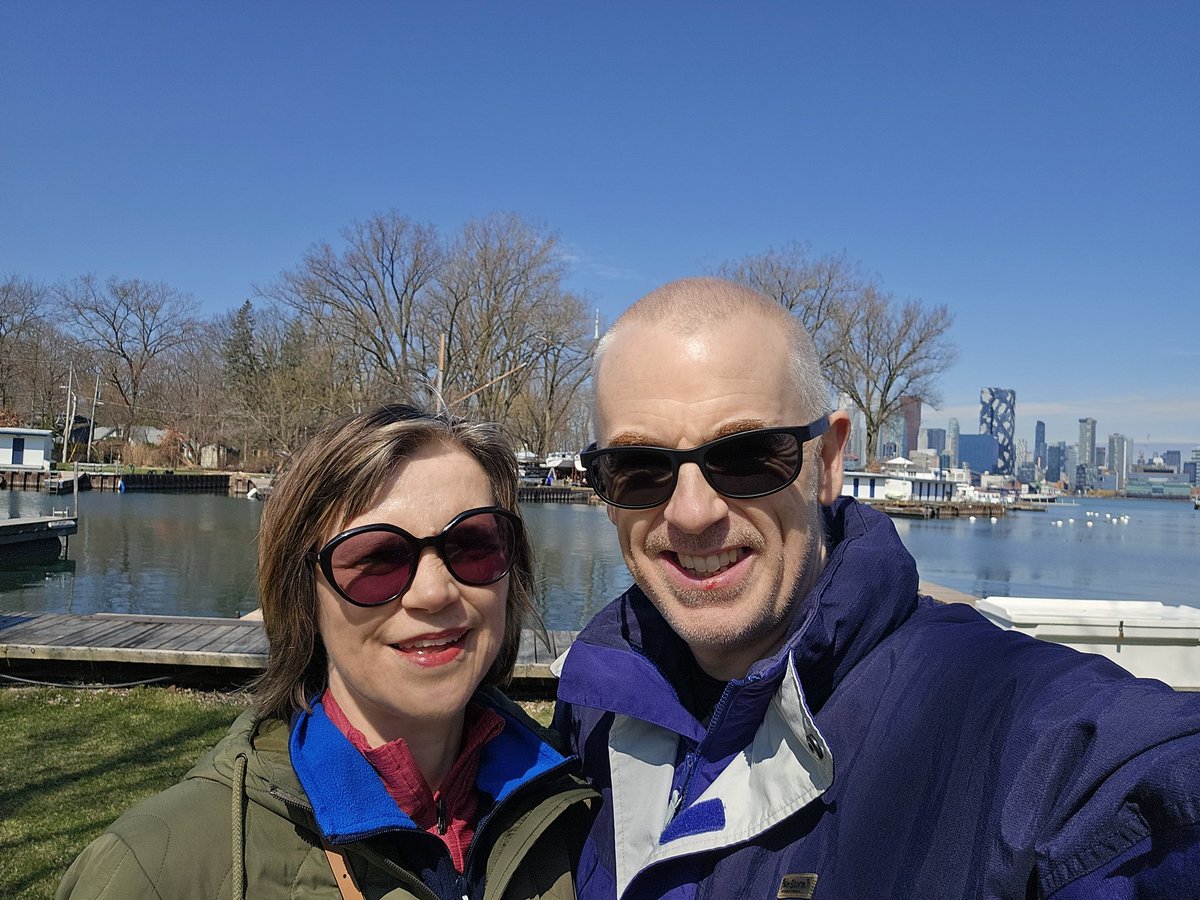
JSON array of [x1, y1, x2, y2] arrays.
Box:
[[605, 419, 770, 448]]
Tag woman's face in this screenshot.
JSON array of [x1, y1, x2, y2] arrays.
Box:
[[315, 441, 508, 746]]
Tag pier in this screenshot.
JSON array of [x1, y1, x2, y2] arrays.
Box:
[[874, 500, 1007, 519], [0, 612, 575, 689], [0, 515, 78, 562]]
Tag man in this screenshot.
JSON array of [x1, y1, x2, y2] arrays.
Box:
[[553, 277, 1200, 899]]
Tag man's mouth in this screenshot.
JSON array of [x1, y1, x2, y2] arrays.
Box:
[[674, 548, 746, 577]]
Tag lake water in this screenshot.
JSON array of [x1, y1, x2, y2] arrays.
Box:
[[1, 491, 1196, 627]]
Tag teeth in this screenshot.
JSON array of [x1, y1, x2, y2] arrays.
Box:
[[402, 635, 459, 650], [677, 549, 740, 574]]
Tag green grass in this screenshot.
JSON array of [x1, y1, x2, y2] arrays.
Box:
[[0, 685, 555, 900], [0, 686, 248, 900]]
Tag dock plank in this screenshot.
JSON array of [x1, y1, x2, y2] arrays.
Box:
[[0, 611, 576, 682]]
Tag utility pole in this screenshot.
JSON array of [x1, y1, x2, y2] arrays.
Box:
[[87, 368, 101, 463], [61, 363, 75, 463]]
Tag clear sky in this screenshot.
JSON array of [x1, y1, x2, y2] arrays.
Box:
[[3, 3, 1197, 454]]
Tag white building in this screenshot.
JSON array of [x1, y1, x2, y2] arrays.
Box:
[[0, 428, 54, 470]]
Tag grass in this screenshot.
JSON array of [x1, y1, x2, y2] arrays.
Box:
[[0, 685, 556, 900]]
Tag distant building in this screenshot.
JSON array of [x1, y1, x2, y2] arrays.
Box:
[[0, 428, 54, 470], [1107, 433, 1130, 490], [947, 417, 960, 466], [920, 427, 946, 454], [1096, 447, 1106, 468], [1163, 450, 1182, 472], [1184, 461, 1197, 485], [1046, 442, 1066, 482], [1017, 461, 1037, 484], [899, 396, 922, 456], [979, 387, 1016, 476], [1078, 417, 1097, 467], [1034, 420, 1046, 468], [838, 393, 867, 468], [959, 433, 1000, 476]]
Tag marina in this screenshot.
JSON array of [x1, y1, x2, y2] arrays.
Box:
[[0, 488, 1195, 628]]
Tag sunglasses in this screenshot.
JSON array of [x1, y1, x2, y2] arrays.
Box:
[[311, 506, 520, 607], [580, 416, 830, 510]]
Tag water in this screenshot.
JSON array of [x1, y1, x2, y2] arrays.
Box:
[[1, 491, 1196, 626], [893, 496, 1199, 607]]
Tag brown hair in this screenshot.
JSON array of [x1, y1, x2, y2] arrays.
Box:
[[253, 402, 539, 721]]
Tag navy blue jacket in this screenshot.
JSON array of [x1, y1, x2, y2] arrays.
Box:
[[554, 497, 1200, 899]]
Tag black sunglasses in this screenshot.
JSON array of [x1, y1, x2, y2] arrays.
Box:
[[580, 416, 830, 510], [310, 506, 520, 607]]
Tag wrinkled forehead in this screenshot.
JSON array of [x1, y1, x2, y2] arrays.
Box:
[[594, 318, 801, 444]]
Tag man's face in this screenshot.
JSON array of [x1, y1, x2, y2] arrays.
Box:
[[594, 315, 845, 681]]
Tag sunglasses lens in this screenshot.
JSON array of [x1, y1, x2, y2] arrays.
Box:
[[706, 431, 801, 497], [442, 511, 517, 585], [590, 448, 676, 508], [328, 531, 415, 606]]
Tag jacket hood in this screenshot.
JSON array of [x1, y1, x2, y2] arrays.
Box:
[[182, 707, 304, 821]]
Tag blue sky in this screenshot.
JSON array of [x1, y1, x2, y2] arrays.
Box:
[[3, 3, 1197, 453]]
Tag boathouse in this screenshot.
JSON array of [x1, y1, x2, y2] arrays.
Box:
[[842, 471, 958, 502], [0, 428, 53, 471]]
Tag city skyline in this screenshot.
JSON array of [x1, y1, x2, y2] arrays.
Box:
[[3, 5, 1197, 448]]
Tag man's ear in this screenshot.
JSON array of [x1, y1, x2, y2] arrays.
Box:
[[817, 411, 852, 505]]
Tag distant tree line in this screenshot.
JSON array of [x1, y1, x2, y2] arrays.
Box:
[[0, 213, 955, 469]]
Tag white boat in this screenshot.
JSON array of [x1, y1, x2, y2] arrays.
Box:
[[543, 451, 583, 472]]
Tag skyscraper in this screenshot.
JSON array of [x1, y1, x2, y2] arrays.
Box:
[[947, 418, 960, 466], [1034, 420, 1046, 468], [1107, 433, 1130, 490], [899, 395, 922, 456], [1078, 418, 1097, 467], [979, 387, 1016, 476]]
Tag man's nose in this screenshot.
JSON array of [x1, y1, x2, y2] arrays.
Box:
[[662, 462, 728, 533]]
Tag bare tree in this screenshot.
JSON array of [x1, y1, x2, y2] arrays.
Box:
[[430, 214, 582, 425], [827, 288, 957, 461], [59, 275, 194, 441], [266, 211, 443, 395], [715, 243, 866, 370], [508, 293, 595, 456], [158, 318, 228, 466], [0, 275, 49, 415]]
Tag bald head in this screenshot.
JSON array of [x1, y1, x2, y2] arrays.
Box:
[[594, 277, 830, 432]]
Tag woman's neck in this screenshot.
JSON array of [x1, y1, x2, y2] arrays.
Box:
[[324, 686, 465, 791]]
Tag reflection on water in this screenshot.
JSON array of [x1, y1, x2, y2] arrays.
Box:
[[522, 504, 631, 629], [0, 490, 631, 629], [1, 490, 1194, 624]]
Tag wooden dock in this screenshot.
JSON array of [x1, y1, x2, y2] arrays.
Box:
[[0, 612, 576, 683], [0, 515, 78, 548]]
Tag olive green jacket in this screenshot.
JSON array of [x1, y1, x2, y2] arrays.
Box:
[[58, 692, 596, 900]]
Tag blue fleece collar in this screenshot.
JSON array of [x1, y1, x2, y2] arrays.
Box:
[[291, 695, 569, 844]]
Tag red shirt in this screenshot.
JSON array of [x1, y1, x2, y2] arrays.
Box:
[[322, 689, 504, 873]]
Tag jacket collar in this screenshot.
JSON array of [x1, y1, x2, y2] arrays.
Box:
[[290, 692, 572, 844]]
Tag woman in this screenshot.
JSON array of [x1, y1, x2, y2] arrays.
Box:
[[59, 403, 595, 900]]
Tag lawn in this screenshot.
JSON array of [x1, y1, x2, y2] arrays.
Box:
[[0, 685, 556, 900], [0, 686, 250, 900]]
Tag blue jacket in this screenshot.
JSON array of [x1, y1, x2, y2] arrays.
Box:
[[554, 497, 1200, 899]]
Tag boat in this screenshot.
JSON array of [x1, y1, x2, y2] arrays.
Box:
[[543, 451, 584, 472]]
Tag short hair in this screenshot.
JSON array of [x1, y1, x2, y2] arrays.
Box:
[[594, 276, 831, 426], [253, 402, 538, 721]]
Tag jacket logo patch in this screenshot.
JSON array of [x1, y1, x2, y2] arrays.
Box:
[[778, 873, 818, 898]]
